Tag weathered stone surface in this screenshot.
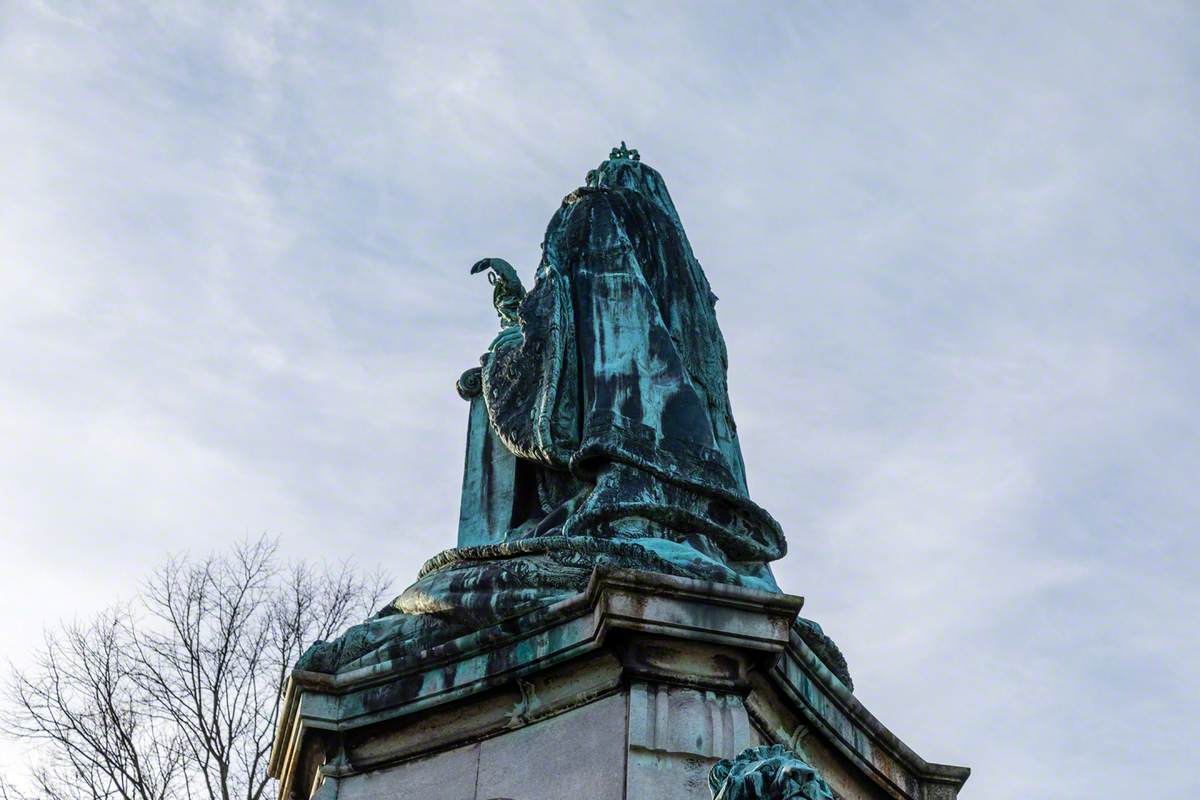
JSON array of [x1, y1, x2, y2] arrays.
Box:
[[626, 683, 755, 800], [475, 694, 627, 800], [269, 570, 967, 800], [338, 744, 480, 800]]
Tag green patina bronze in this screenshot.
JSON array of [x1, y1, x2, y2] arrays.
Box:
[[298, 147, 853, 681], [709, 745, 835, 800]]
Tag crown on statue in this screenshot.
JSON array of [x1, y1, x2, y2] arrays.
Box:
[[584, 141, 648, 189], [609, 141, 640, 161]]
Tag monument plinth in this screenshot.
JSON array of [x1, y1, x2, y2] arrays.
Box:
[[269, 146, 969, 799]]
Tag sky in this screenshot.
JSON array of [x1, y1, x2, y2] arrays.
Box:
[[1, 1, 1197, 797]]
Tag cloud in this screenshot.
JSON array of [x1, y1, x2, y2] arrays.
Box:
[[1, 1, 1197, 796]]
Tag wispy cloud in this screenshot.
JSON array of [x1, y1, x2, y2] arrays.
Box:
[[1, 2, 1197, 796]]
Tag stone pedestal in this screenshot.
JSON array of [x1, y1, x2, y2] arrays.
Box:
[[269, 570, 968, 800]]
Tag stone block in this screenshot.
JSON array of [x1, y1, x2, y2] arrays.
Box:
[[338, 743, 479, 800], [626, 682, 755, 800], [271, 571, 968, 800], [475, 693, 627, 800]]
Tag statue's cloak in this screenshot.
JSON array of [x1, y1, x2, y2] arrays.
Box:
[[481, 161, 783, 566], [298, 157, 788, 674]]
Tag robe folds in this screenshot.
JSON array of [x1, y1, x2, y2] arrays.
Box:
[[298, 158, 788, 674]]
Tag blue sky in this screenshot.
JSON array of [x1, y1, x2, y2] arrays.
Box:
[[2, 2, 1197, 797]]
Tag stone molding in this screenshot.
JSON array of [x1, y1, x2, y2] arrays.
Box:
[[269, 569, 968, 800]]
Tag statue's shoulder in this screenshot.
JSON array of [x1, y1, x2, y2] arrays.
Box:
[[560, 184, 604, 208], [557, 183, 664, 224]]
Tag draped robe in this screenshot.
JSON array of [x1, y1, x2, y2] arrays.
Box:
[[298, 157, 788, 673]]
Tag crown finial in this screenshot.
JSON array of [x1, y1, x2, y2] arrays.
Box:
[[608, 141, 640, 162]]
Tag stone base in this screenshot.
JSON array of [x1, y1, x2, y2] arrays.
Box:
[[269, 570, 968, 800]]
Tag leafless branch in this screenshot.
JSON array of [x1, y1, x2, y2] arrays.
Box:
[[4, 537, 390, 800]]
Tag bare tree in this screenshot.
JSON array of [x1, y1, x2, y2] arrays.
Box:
[[6, 609, 186, 800], [4, 539, 389, 800]]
